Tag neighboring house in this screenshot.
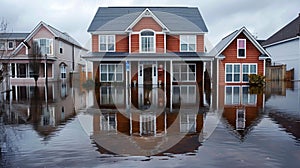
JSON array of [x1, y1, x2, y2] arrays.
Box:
[[82, 7, 214, 87], [0, 21, 87, 84], [262, 13, 300, 81], [210, 27, 270, 88]]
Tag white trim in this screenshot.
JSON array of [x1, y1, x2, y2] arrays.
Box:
[[180, 35, 197, 52], [241, 63, 257, 83], [99, 64, 124, 82], [139, 29, 156, 53], [129, 33, 132, 53], [98, 35, 116, 52], [263, 36, 299, 48], [125, 8, 170, 32], [237, 39, 246, 58], [7, 41, 14, 50], [164, 33, 166, 53], [225, 63, 241, 83]]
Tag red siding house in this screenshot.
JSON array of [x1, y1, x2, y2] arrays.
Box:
[[210, 27, 270, 87], [82, 7, 213, 87]]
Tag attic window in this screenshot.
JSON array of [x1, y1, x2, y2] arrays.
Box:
[[144, 10, 151, 16], [237, 39, 246, 58]]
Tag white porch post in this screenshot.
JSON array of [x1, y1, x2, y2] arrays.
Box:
[[14, 63, 17, 78]]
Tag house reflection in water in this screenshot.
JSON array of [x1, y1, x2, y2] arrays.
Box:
[[4, 82, 85, 138], [214, 85, 265, 140], [91, 84, 205, 156]]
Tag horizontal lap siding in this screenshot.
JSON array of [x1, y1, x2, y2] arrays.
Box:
[[132, 17, 162, 32], [167, 35, 179, 52], [197, 35, 204, 52], [92, 34, 99, 52], [116, 35, 129, 52], [156, 34, 164, 53], [131, 34, 139, 53], [219, 33, 264, 85]]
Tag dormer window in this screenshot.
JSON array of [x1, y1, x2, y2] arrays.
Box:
[[237, 39, 246, 58], [99, 35, 115, 52], [8, 41, 14, 50], [140, 31, 155, 53], [180, 35, 196, 52]]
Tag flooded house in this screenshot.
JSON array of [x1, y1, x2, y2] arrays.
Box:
[[82, 7, 214, 87], [0, 21, 87, 85], [262, 13, 300, 81]]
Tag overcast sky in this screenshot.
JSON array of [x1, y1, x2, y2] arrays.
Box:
[[1, 0, 300, 49]]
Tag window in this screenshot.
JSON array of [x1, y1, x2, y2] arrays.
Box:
[[173, 85, 196, 104], [236, 109, 245, 130], [173, 64, 196, 82], [242, 64, 257, 82], [0, 41, 5, 50], [100, 113, 117, 132], [60, 64, 66, 79], [59, 41, 63, 54], [8, 41, 14, 50], [180, 35, 196, 52], [237, 39, 246, 58], [225, 64, 240, 82], [99, 35, 115, 52], [100, 86, 124, 105], [180, 114, 196, 133], [141, 31, 155, 52], [225, 86, 257, 105], [35, 38, 53, 55], [100, 64, 123, 82]]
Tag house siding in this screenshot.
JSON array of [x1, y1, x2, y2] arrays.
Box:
[[92, 34, 99, 52], [131, 34, 139, 53], [132, 17, 162, 32], [156, 34, 164, 53], [166, 35, 179, 52], [116, 35, 129, 52], [197, 35, 204, 52], [265, 39, 300, 80]]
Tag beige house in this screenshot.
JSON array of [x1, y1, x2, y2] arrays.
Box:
[[1, 21, 87, 85]]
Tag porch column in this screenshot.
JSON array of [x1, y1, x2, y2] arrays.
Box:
[[170, 60, 173, 112], [14, 63, 17, 78]]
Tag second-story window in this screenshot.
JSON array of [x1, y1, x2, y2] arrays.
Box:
[[99, 35, 115, 52], [180, 35, 196, 52], [237, 39, 246, 58], [34, 38, 53, 55], [141, 31, 155, 52], [0, 41, 5, 50], [8, 41, 14, 50], [59, 41, 63, 54]]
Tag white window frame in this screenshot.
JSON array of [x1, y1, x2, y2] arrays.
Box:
[[225, 63, 241, 83], [173, 64, 196, 82], [236, 108, 246, 130], [180, 35, 196, 52], [172, 85, 197, 104], [140, 30, 155, 53], [225, 86, 257, 105], [34, 38, 53, 55], [99, 35, 115, 52], [99, 64, 123, 82], [100, 113, 117, 132], [237, 39, 246, 58], [60, 64, 67, 79], [242, 63, 257, 83], [59, 41, 63, 54], [180, 113, 197, 133], [100, 86, 124, 105], [8, 41, 14, 50], [0, 41, 5, 50]]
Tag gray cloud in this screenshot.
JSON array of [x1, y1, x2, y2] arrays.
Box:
[[1, 0, 300, 48]]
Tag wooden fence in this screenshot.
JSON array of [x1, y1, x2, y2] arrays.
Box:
[[266, 64, 294, 81]]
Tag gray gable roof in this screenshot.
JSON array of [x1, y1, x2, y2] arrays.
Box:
[[262, 14, 300, 47], [87, 7, 208, 33], [0, 33, 29, 40], [209, 27, 271, 58]]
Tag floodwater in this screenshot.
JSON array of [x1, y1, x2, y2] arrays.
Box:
[[0, 81, 300, 168]]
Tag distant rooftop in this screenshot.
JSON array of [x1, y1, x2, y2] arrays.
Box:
[[262, 13, 300, 46], [0, 33, 29, 40]]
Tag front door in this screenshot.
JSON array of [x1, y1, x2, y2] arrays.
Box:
[[144, 65, 152, 85], [138, 62, 157, 85]]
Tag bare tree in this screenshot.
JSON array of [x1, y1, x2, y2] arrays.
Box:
[[29, 41, 42, 86]]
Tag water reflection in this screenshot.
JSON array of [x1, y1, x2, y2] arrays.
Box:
[[1, 81, 300, 167], [91, 84, 204, 156]]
